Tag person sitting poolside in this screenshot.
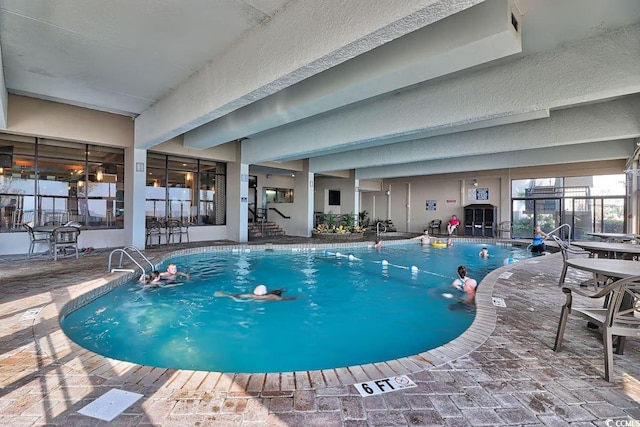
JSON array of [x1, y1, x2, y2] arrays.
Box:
[[214, 284, 294, 301], [447, 215, 460, 235]]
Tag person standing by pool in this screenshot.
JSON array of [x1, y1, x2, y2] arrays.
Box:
[[409, 229, 430, 245], [447, 215, 460, 235], [531, 225, 548, 254]]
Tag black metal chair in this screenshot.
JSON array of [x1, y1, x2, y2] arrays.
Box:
[[23, 223, 49, 257], [428, 219, 442, 235], [49, 226, 81, 261]]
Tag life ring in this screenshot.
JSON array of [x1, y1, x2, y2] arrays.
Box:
[[431, 242, 447, 248]]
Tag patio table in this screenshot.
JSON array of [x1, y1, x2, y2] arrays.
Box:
[[586, 232, 639, 242], [564, 258, 640, 289], [571, 241, 640, 259]]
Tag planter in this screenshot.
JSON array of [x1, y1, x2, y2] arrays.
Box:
[[312, 232, 366, 241]]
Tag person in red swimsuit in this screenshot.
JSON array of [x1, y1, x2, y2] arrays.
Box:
[[447, 214, 460, 235]]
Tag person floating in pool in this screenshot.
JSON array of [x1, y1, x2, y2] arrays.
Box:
[[373, 238, 383, 249], [214, 284, 295, 301], [160, 263, 190, 281], [451, 265, 478, 299], [479, 247, 489, 258]]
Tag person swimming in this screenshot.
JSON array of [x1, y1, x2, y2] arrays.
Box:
[[451, 265, 478, 298], [214, 284, 294, 301]]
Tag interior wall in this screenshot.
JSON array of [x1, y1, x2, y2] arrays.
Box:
[[6, 95, 134, 146], [365, 159, 626, 234], [314, 175, 356, 215]]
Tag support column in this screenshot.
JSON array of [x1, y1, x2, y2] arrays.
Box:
[[227, 161, 249, 243], [125, 147, 147, 248], [291, 159, 314, 237], [0, 42, 7, 129], [354, 178, 360, 226]]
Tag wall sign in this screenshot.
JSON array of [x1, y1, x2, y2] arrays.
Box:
[[468, 188, 489, 201], [425, 200, 437, 211]]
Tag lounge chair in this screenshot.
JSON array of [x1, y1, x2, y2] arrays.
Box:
[[553, 275, 640, 381]]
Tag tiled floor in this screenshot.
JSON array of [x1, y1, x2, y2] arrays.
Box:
[[0, 237, 638, 426]]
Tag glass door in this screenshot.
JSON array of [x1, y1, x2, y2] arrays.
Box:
[[512, 198, 561, 238]]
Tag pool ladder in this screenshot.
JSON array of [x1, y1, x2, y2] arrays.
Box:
[[108, 246, 154, 276]]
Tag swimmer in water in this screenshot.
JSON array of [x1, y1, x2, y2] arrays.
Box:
[[214, 284, 295, 301]]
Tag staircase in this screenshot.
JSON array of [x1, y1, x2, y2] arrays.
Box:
[[248, 221, 286, 239]]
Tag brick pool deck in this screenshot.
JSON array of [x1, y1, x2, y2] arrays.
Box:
[[0, 237, 638, 426]]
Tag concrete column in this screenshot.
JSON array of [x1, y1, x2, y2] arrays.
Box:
[[290, 159, 314, 237], [125, 147, 148, 249], [227, 161, 249, 243]]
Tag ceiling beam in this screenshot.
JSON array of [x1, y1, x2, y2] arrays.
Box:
[[242, 23, 640, 164], [184, 0, 520, 150], [135, 0, 483, 149], [310, 96, 640, 172], [355, 139, 636, 180]]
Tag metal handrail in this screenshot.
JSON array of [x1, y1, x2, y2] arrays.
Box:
[[376, 221, 386, 236], [107, 246, 154, 275], [527, 223, 572, 251]]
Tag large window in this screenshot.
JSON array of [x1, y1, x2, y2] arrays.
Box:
[[0, 134, 124, 231], [146, 153, 226, 226], [511, 174, 626, 239]]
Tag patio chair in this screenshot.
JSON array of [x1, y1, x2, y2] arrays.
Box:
[[49, 226, 81, 261], [166, 219, 189, 244], [428, 219, 442, 235], [23, 223, 50, 257], [553, 235, 591, 286], [146, 220, 164, 246], [553, 275, 640, 381]]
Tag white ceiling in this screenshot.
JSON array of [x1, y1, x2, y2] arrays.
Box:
[[1, 0, 639, 178]]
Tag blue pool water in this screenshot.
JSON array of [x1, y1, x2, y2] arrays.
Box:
[[61, 242, 529, 373]]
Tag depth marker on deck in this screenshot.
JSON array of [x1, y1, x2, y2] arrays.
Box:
[[354, 375, 417, 397], [492, 297, 507, 307], [20, 307, 43, 321]]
